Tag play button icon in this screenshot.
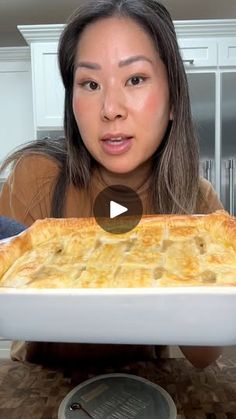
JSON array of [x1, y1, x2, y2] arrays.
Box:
[[93, 185, 143, 234], [110, 201, 128, 219]]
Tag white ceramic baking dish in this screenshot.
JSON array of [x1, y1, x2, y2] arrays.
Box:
[[0, 236, 235, 345], [0, 286, 235, 345]]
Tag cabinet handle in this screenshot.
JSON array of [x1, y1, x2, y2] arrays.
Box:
[[206, 160, 212, 183], [203, 160, 212, 183], [183, 59, 194, 65], [228, 159, 235, 216]]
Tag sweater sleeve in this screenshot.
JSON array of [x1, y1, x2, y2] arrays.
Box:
[[196, 177, 224, 214], [0, 155, 59, 227]]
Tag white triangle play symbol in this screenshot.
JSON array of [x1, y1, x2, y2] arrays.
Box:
[[110, 201, 128, 219]]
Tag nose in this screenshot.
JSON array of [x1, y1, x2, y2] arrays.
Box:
[[101, 87, 127, 121]]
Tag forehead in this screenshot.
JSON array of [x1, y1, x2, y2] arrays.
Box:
[[75, 16, 158, 58]]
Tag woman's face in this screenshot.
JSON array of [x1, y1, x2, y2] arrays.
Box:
[[73, 16, 172, 174]]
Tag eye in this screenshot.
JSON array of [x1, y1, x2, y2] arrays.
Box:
[[78, 80, 100, 91], [126, 76, 147, 86]]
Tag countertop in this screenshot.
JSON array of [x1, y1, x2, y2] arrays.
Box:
[[0, 347, 235, 419]]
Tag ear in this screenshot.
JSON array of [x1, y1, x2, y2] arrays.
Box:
[[169, 107, 173, 121]]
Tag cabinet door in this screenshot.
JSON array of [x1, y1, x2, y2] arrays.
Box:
[[186, 73, 216, 186], [219, 38, 236, 67], [178, 39, 217, 68], [31, 43, 64, 130], [0, 60, 34, 165], [221, 72, 236, 216]]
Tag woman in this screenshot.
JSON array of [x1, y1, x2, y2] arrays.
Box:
[[0, 0, 222, 367]]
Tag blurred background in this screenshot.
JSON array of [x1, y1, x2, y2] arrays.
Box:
[[0, 0, 236, 46]]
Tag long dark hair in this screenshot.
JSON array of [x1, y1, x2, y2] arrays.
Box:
[[1, 0, 199, 216]]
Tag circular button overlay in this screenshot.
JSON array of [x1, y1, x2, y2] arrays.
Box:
[[93, 185, 143, 234]]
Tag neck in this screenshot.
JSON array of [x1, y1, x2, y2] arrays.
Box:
[[97, 161, 152, 191]]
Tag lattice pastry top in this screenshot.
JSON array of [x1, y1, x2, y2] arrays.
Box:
[[0, 211, 235, 288]]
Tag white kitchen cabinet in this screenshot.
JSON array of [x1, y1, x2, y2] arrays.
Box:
[[176, 19, 236, 69], [178, 38, 217, 67], [218, 37, 236, 66], [31, 42, 64, 130], [0, 47, 34, 164], [18, 24, 65, 133]]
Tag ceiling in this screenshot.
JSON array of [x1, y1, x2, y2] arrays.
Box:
[[1, 0, 236, 47]]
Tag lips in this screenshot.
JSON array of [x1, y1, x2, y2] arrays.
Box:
[[100, 134, 133, 155], [101, 133, 132, 142]]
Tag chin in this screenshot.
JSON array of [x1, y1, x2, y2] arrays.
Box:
[[102, 158, 139, 174], [105, 164, 137, 175]]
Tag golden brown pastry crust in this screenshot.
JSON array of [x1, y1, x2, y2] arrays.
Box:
[[0, 210, 236, 288]]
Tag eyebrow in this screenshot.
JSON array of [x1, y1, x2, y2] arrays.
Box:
[[119, 55, 153, 67], [75, 55, 153, 71]]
